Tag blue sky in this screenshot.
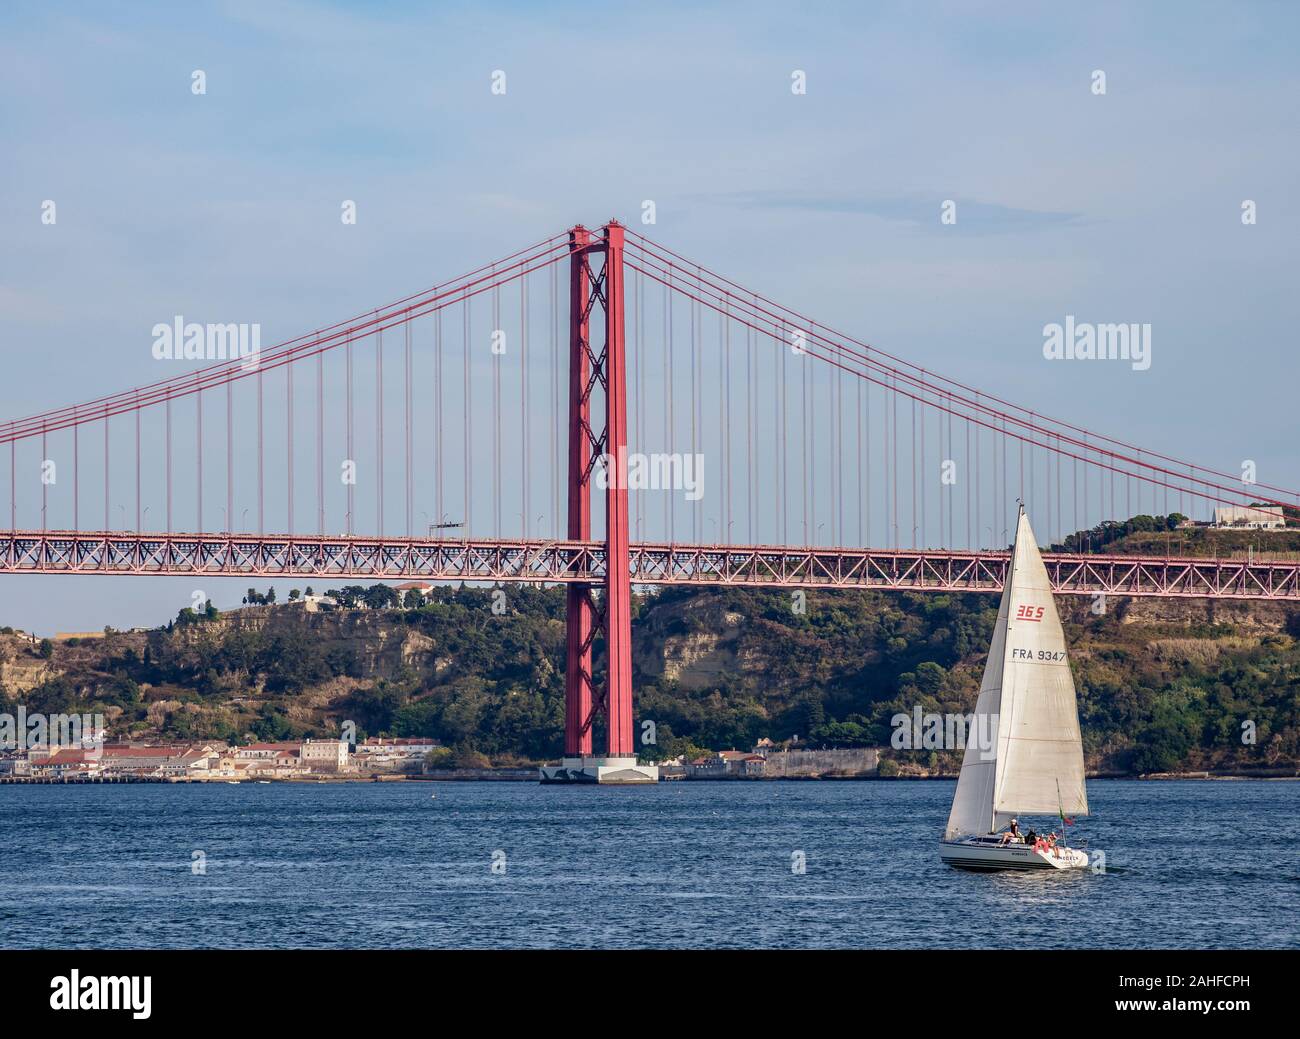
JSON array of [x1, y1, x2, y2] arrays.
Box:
[[1, 1, 1298, 633]]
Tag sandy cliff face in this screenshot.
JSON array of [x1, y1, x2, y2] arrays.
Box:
[[1112, 596, 1294, 633], [170, 606, 438, 677], [0, 641, 58, 697], [633, 601, 756, 689]]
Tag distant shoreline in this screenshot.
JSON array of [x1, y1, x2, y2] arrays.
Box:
[[2, 770, 1295, 786]]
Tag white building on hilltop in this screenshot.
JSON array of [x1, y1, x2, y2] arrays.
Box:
[[1213, 505, 1285, 529]]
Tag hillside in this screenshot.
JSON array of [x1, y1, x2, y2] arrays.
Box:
[[1054, 509, 1300, 558], [2, 571, 1297, 775]]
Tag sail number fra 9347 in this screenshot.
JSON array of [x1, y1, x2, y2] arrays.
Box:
[[1011, 648, 1067, 662]]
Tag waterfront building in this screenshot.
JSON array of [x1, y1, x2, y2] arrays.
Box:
[[236, 742, 301, 761], [98, 745, 177, 776], [301, 738, 350, 772], [30, 748, 100, 778]]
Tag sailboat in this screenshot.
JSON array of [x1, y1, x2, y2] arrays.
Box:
[[940, 505, 1091, 871]]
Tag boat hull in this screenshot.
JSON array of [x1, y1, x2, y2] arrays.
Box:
[[940, 838, 1088, 872]]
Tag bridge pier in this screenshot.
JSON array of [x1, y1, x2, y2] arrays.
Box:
[[540, 757, 658, 784], [546, 222, 656, 785]]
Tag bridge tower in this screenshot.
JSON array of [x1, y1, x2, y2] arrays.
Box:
[[540, 222, 657, 784]]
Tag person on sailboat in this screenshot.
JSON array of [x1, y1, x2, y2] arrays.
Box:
[[1000, 819, 1022, 845]]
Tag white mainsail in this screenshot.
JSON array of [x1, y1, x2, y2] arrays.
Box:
[[944, 507, 1089, 839]]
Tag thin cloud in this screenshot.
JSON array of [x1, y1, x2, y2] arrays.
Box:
[[696, 191, 1086, 234]]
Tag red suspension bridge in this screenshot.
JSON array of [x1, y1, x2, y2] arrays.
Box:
[[3, 221, 1298, 773]]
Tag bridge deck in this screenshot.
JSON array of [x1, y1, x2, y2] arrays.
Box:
[[2, 531, 1297, 600]]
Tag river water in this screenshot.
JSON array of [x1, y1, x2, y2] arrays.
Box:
[[1, 779, 1295, 948]]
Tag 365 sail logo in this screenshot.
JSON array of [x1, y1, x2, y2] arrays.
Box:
[[50, 971, 151, 1019], [1015, 604, 1045, 622]]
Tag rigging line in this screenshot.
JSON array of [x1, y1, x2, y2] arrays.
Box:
[[1001, 416, 1008, 544], [1019, 416, 1025, 503]]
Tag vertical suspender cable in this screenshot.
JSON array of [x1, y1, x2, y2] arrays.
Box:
[[346, 332, 354, 535], [226, 382, 232, 533], [521, 272, 529, 537], [257, 367, 263, 535], [377, 326, 384, 537], [317, 348, 323, 536], [464, 289, 471, 534], [287, 351, 294, 535]]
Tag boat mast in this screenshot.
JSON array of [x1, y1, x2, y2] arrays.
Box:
[[990, 501, 1025, 835]]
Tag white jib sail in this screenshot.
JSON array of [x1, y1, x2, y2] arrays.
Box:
[[944, 507, 1088, 840]]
